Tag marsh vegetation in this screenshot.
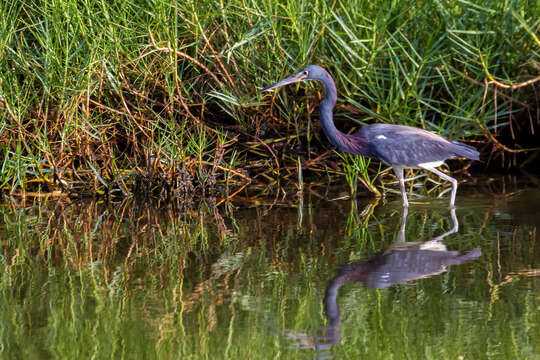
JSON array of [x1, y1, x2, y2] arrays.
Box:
[[1, 2, 539, 358], [0, 0, 539, 199]]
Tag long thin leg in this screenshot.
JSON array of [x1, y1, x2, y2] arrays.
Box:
[[419, 165, 458, 207], [433, 207, 459, 241], [396, 205, 408, 242], [392, 167, 409, 208]]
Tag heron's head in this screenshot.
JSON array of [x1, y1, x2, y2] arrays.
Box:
[[259, 65, 327, 93]]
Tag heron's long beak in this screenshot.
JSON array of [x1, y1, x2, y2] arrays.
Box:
[[259, 71, 307, 93]]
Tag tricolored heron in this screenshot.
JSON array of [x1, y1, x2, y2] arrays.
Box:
[[260, 65, 479, 207]]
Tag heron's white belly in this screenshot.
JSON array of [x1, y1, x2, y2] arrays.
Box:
[[386, 161, 445, 169], [417, 161, 444, 169]]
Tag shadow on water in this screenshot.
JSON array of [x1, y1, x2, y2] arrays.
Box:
[[306, 207, 481, 359]]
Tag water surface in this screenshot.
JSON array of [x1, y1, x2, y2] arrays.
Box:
[[1, 177, 539, 359]]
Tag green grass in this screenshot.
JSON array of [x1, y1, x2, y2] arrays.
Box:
[[0, 0, 538, 198]]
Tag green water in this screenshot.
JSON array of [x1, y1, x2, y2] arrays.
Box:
[[1, 178, 539, 359]]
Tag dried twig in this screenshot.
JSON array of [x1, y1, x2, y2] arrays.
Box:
[[146, 31, 224, 88], [486, 76, 540, 90]]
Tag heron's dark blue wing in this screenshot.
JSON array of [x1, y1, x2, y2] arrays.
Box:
[[369, 135, 450, 167], [359, 124, 477, 167]]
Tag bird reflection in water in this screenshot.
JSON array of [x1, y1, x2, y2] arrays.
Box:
[[286, 207, 481, 357]]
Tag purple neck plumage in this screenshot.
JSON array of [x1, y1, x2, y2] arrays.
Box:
[[317, 70, 370, 156]]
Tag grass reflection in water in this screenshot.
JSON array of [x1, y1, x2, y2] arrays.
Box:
[[0, 182, 539, 359]]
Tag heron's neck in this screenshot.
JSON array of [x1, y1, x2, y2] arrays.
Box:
[[318, 73, 367, 155], [318, 74, 342, 146]]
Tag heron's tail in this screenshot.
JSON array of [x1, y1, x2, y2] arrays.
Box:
[[450, 141, 480, 161]]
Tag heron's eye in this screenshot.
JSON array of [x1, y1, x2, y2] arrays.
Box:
[[303, 71, 308, 77]]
